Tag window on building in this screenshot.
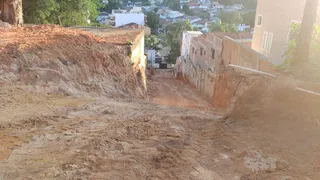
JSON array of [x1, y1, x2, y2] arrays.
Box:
[[257, 15, 263, 26], [192, 47, 195, 54], [204, 51, 206, 55], [211, 48, 215, 59], [200, 48, 203, 56], [261, 31, 273, 52]]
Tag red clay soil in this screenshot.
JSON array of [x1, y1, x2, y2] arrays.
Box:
[[0, 25, 104, 61], [0, 25, 146, 98], [76, 27, 143, 45]]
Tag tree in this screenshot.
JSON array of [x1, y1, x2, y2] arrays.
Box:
[[294, 0, 320, 62], [23, 0, 59, 24], [182, 4, 192, 15], [145, 35, 161, 50], [241, 11, 256, 27], [197, 11, 210, 20], [218, 11, 242, 24], [146, 11, 159, 29], [0, 0, 23, 26], [208, 20, 238, 32], [218, 0, 257, 9], [105, 0, 122, 13], [166, 20, 193, 63], [23, 0, 101, 26], [164, 0, 180, 11]]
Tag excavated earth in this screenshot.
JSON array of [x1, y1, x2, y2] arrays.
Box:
[[0, 26, 320, 180]]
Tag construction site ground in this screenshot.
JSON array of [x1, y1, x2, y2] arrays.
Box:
[[1, 26, 320, 180], [0, 69, 318, 180]]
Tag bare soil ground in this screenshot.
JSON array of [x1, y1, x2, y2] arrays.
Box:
[[0, 70, 319, 180], [1, 26, 320, 180]]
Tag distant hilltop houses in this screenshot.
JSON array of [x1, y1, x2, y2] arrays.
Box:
[[97, 0, 249, 33]]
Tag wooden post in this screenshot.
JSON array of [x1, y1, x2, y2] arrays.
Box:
[[58, 16, 62, 27]]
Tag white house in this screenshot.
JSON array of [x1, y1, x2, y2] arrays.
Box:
[[181, 31, 203, 60], [97, 12, 109, 25], [109, 8, 145, 27], [167, 10, 185, 19], [238, 24, 251, 32]]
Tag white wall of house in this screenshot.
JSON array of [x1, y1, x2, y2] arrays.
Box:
[[181, 31, 203, 60], [114, 13, 145, 27], [238, 24, 250, 32], [251, 0, 320, 65]]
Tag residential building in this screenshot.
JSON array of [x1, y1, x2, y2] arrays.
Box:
[[238, 24, 250, 32], [158, 9, 185, 21], [119, 22, 151, 35], [251, 0, 320, 65], [181, 31, 203, 60], [96, 12, 109, 25], [157, 19, 172, 33], [180, 0, 191, 6], [186, 16, 202, 24], [155, 0, 164, 5], [109, 8, 146, 27], [199, 0, 212, 7], [211, 1, 224, 9], [192, 20, 209, 33], [189, 32, 252, 71]]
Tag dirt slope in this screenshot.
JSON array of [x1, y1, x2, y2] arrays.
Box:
[[1, 26, 320, 180], [0, 25, 146, 98]]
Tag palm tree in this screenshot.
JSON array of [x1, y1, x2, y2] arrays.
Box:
[[0, 0, 23, 26], [294, 0, 319, 62]]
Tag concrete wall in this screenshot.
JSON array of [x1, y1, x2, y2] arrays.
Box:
[[178, 57, 216, 99], [223, 37, 274, 72], [251, 0, 320, 65], [190, 34, 223, 72], [181, 31, 202, 60], [115, 13, 145, 27], [130, 31, 147, 89], [188, 33, 253, 73], [176, 34, 274, 107]]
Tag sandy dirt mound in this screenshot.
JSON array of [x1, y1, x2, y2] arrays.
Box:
[[225, 75, 320, 179], [0, 25, 146, 98], [0, 70, 319, 179]]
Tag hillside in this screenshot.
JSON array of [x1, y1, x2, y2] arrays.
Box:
[[0, 25, 146, 98]]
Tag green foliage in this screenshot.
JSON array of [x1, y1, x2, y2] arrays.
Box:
[[197, 11, 210, 20], [166, 20, 193, 63], [145, 35, 161, 50], [208, 20, 238, 32], [23, 0, 102, 26], [218, 11, 242, 24], [182, 4, 193, 16], [164, 0, 180, 11], [105, 0, 122, 13], [241, 11, 256, 27], [23, 0, 59, 24], [283, 23, 320, 66], [218, 0, 257, 9], [147, 11, 160, 29]]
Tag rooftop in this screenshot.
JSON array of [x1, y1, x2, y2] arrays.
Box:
[[74, 27, 144, 45], [185, 31, 203, 35], [208, 32, 252, 39]]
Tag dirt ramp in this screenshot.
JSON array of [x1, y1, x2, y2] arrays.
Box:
[[229, 76, 320, 121], [0, 25, 146, 98]]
